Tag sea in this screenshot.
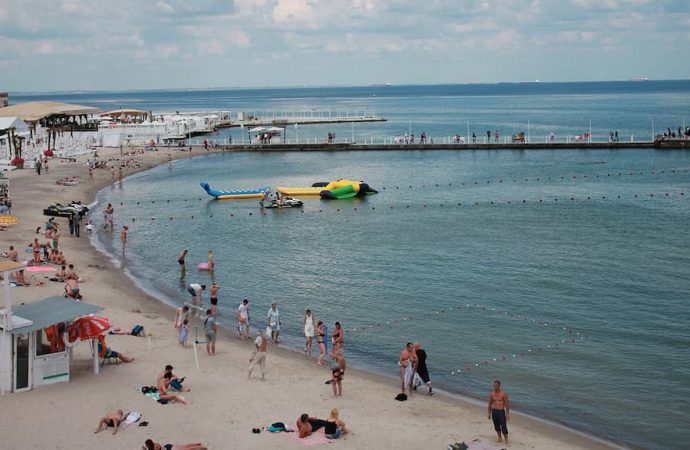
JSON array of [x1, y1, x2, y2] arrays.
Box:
[[15, 81, 690, 450]]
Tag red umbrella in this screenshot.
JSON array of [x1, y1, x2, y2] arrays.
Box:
[[71, 315, 111, 341]]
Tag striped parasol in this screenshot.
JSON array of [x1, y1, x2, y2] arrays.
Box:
[[71, 315, 111, 340]]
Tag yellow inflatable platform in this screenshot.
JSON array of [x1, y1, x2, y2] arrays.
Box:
[[277, 179, 363, 196]]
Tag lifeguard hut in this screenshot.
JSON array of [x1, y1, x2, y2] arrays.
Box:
[[0, 261, 102, 393]]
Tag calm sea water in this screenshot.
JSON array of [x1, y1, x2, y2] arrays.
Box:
[[13, 80, 690, 143], [59, 82, 689, 450]]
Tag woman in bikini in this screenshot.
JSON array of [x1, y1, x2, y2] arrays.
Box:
[[316, 321, 326, 366], [143, 440, 206, 450]]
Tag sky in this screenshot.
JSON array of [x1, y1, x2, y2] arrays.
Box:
[[1, 0, 689, 92]]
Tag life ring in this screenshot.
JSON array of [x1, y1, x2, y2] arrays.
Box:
[[62, 325, 80, 348]]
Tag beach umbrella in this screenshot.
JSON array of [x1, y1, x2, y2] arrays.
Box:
[[71, 315, 111, 341]]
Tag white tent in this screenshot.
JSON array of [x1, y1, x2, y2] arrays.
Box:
[[0, 117, 28, 133]]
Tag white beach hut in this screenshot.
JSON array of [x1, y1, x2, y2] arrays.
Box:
[[0, 270, 103, 394]]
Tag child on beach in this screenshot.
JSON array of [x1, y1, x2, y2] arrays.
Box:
[[179, 319, 189, 347]]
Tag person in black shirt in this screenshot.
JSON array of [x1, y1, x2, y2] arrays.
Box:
[[414, 342, 433, 395]]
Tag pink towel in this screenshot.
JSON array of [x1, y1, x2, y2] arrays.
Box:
[[281, 429, 332, 447]]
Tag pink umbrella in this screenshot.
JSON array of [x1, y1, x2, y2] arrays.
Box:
[[71, 315, 111, 341]]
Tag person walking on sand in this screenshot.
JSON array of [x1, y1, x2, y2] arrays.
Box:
[[303, 309, 315, 355], [88, 165, 94, 181], [248, 330, 267, 380], [187, 283, 205, 307], [120, 225, 128, 254], [207, 249, 215, 272], [203, 309, 216, 356], [267, 302, 281, 344], [35, 158, 42, 175], [413, 342, 433, 395], [237, 298, 250, 340], [399, 342, 418, 398], [30, 238, 41, 264], [331, 349, 346, 397], [316, 321, 326, 365], [73, 212, 81, 237], [488, 380, 510, 443]]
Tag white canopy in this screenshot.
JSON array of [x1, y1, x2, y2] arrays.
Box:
[[0, 117, 28, 133]]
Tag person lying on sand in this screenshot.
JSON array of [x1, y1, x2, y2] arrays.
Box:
[[143, 439, 206, 450], [296, 413, 328, 438], [95, 410, 124, 435], [110, 325, 147, 337]]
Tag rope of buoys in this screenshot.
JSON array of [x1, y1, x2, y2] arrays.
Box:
[[449, 335, 587, 375], [100, 189, 689, 226], [347, 303, 585, 337]]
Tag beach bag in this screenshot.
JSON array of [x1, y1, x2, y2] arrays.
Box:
[[131, 325, 144, 336], [266, 326, 272, 338], [394, 393, 408, 401]]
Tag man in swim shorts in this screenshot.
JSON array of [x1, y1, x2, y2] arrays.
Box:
[[209, 282, 219, 315], [488, 379, 510, 443], [296, 413, 328, 438], [399, 342, 418, 398], [187, 283, 205, 307]]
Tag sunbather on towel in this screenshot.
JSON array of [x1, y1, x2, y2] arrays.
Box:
[[143, 439, 206, 450], [95, 410, 124, 435], [157, 365, 189, 392], [296, 413, 328, 438]]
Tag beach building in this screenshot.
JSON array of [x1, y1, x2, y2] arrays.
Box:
[[1, 269, 103, 393]]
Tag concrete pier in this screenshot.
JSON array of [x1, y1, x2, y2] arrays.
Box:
[[183, 139, 689, 153]]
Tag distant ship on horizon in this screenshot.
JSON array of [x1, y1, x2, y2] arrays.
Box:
[[371, 83, 392, 87], [628, 77, 650, 81]]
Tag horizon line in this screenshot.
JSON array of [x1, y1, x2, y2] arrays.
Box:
[[7, 78, 690, 97]]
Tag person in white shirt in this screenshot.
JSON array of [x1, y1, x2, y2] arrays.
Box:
[[237, 298, 250, 340], [187, 283, 205, 307], [267, 303, 281, 344]]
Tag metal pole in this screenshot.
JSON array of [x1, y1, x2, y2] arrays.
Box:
[[193, 326, 200, 370], [651, 118, 655, 141], [467, 121, 470, 144]]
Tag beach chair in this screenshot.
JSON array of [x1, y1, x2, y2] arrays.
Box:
[[101, 350, 119, 367]]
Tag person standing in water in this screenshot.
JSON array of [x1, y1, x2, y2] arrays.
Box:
[[207, 249, 215, 272], [488, 380, 510, 444], [178, 249, 188, 269], [120, 225, 128, 254], [209, 282, 219, 315]]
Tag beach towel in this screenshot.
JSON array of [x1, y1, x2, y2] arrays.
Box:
[[281, 428, 332, 447], [120, 412, 142, 430]]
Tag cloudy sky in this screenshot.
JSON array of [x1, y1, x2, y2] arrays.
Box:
[[1, 0, 689, 91]]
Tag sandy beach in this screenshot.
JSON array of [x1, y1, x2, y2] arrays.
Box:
[[0, 147, 620, 450]]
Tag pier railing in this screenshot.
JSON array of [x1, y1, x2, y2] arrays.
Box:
[[186, 133, 668, 147]]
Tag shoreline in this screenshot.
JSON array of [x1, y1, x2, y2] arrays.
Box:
[[1, 147, 625, 449]]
